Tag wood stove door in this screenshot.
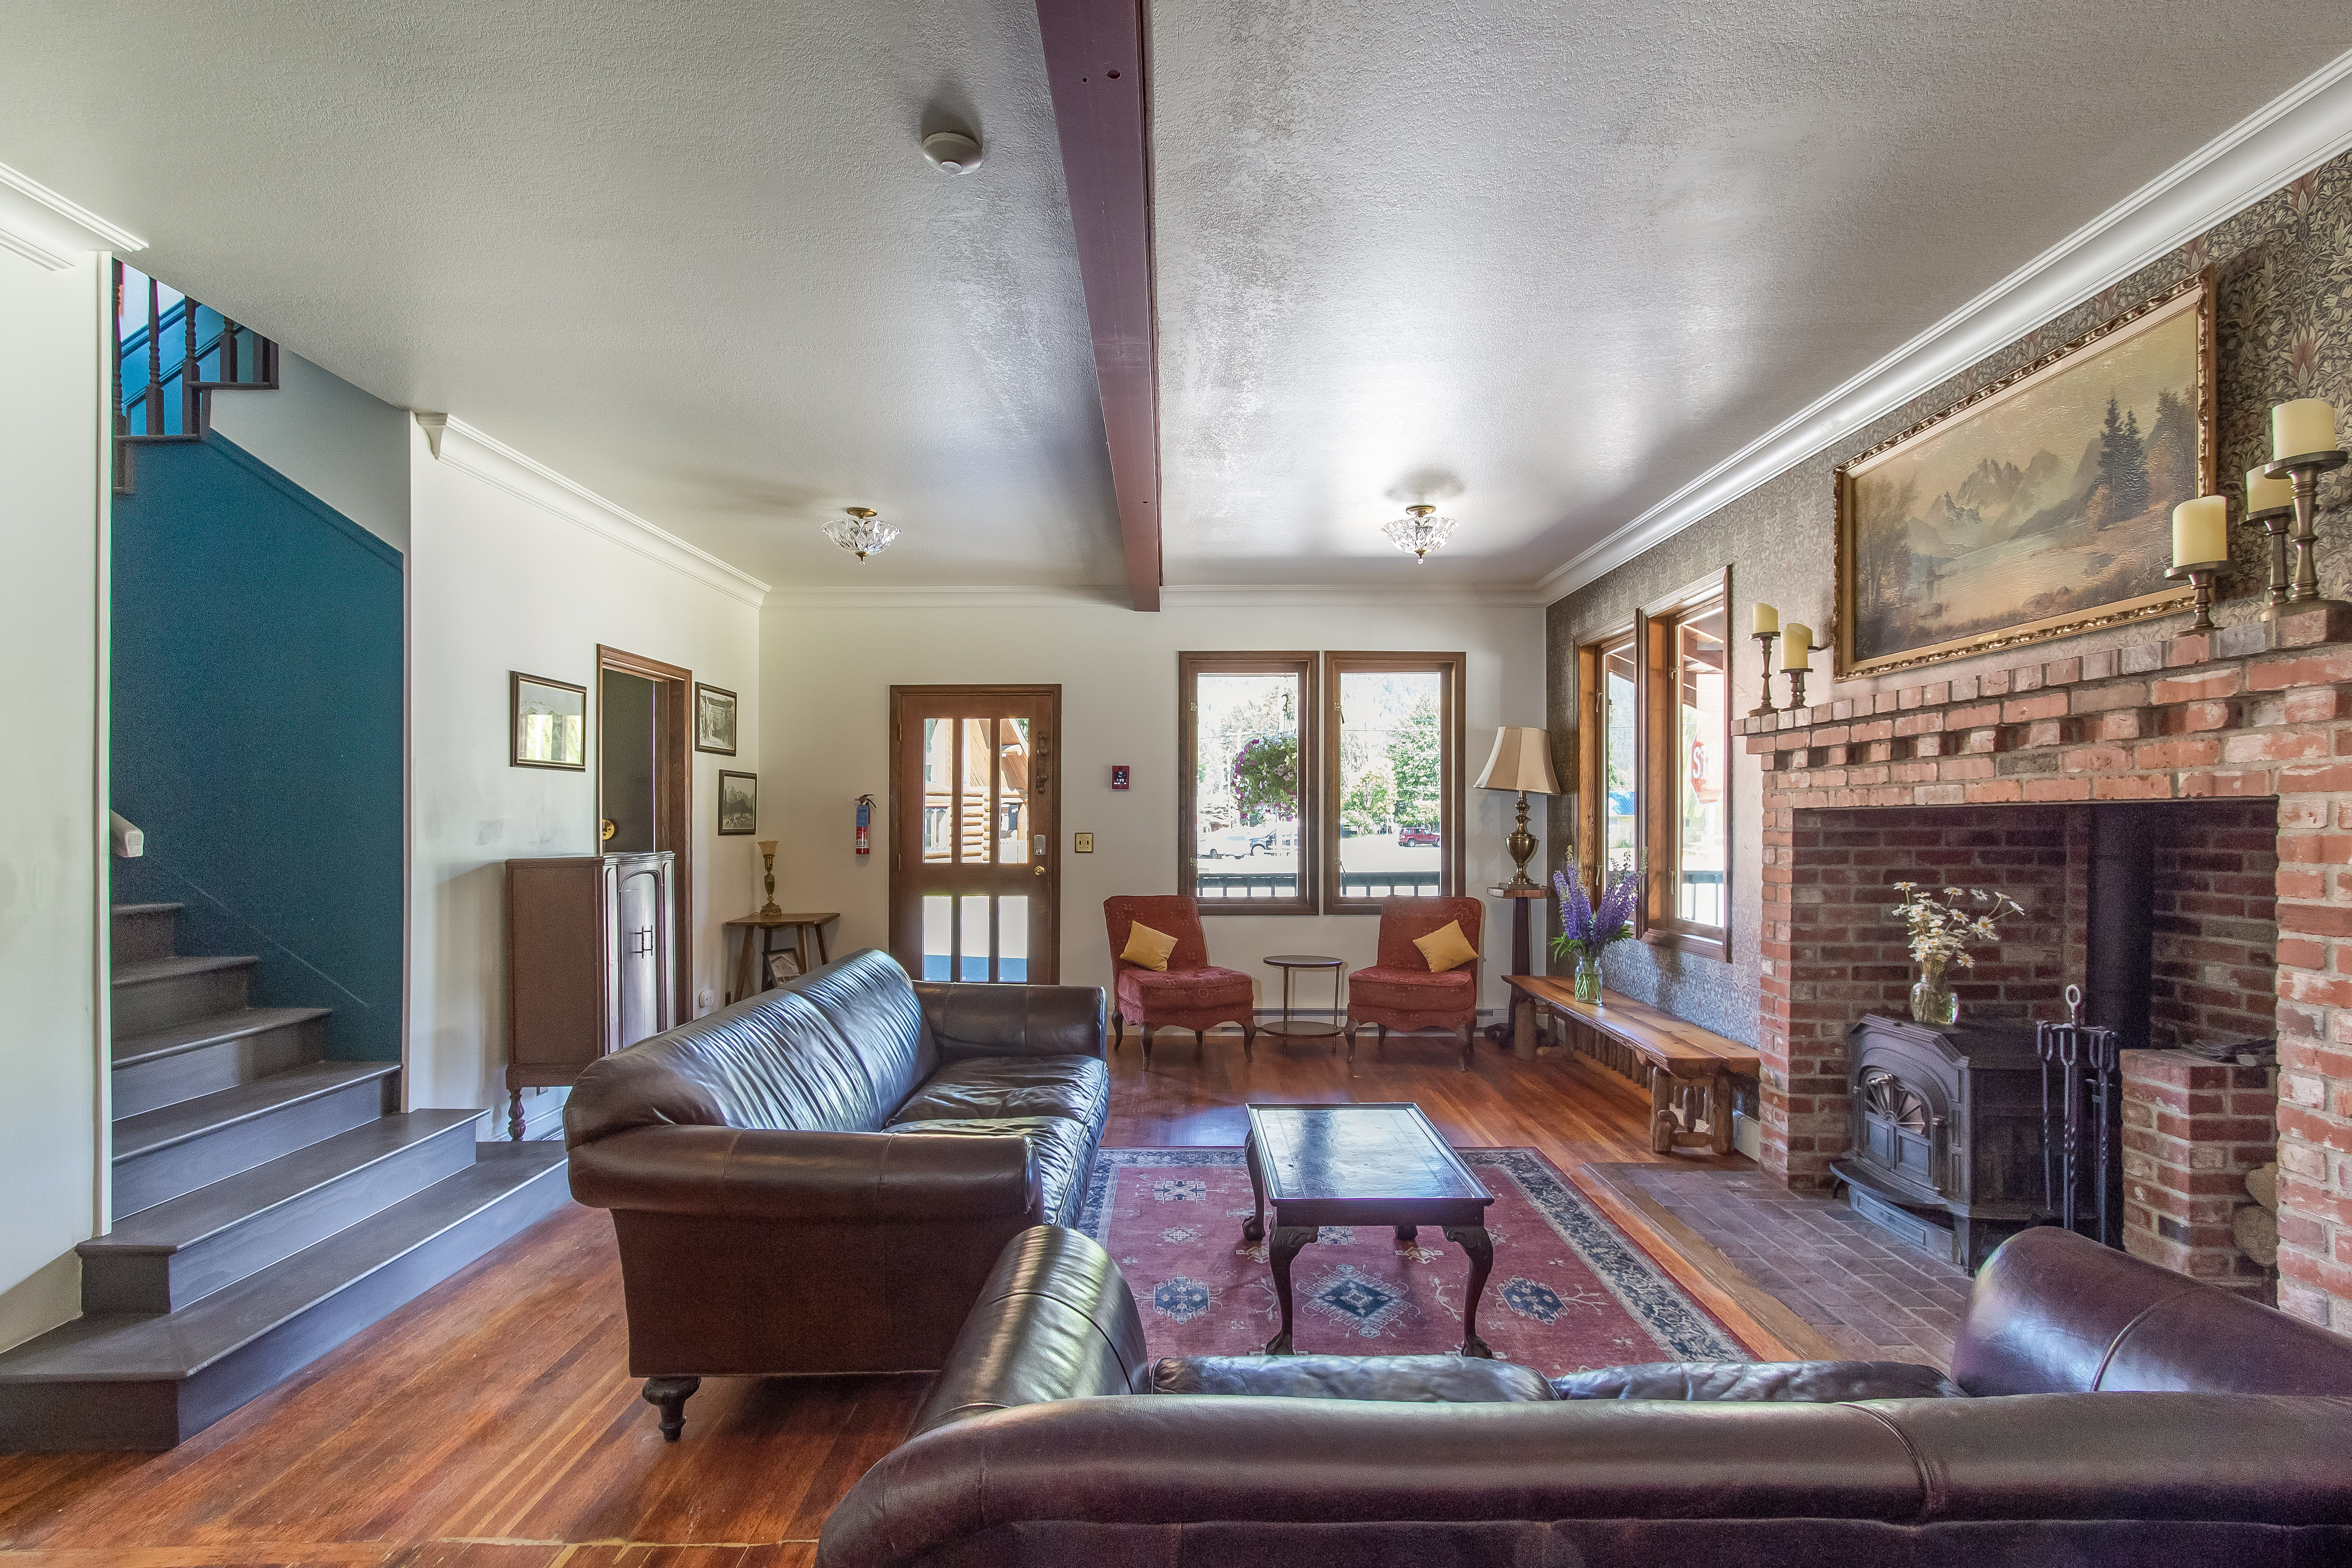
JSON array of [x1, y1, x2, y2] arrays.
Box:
[[1858, 1066, 1947, 1195]]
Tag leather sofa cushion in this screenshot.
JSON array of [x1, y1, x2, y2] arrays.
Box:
[[888, 1055, 1108, 1128], [1551, 1360, 1965, 1402], [1153, 1353, 1557, 1403], [889, 1116, 1093, 1227]]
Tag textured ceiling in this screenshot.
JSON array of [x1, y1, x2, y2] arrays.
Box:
[[0, 2, 2338, 593]]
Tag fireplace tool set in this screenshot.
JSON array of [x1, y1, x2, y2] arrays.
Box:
[[2036, 985, 2122, 1249]]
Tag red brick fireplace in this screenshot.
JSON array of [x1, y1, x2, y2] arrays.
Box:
[[1748, 603, 2352, 1333]]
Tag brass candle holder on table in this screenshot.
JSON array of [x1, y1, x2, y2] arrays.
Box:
[[757, 839, 781, 917]]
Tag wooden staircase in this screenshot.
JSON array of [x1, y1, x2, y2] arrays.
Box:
[[0, 903, 567, 1450]]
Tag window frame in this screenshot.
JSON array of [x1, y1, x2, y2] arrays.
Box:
[[1178, 651, 1321, 917], [1574, 570, 1733, 962], [1321, 651, 1466, 913]]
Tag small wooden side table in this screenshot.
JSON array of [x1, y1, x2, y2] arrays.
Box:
[[1485, 884, 1551, 1060], [725, 912, 840, 1004], [1260, 954, 1344, 1052]]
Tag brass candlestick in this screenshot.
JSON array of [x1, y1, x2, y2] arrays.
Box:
[[2165, 560, 2226, 632], [2263, 449, 2348, 603], [757, 838, 781, 917], [1781, 665, 1809, 711], [1748, 630, 1780, 716], [2249, 503, 2295, 617]]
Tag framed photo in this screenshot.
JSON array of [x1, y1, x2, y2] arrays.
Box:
[[694, 683, 739, 755], [511, 673, 587, 769], [1835, 271, 2213, 678], [717, 770, 758, 835]]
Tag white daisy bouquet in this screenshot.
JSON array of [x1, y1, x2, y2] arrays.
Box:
[[1891, 882, 2024, 969]]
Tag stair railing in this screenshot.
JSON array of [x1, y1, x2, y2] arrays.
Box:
[[112, 260, 278, 492], [111, 811, 144, 858]]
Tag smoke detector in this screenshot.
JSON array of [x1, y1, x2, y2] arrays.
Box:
[[922, 130, 983, 173]]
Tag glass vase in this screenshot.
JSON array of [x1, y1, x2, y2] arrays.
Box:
[[1574, 951, 1602, 1004], [1910, 956, 1957, 1026]]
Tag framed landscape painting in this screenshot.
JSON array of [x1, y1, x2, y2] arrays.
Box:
[[694, 683, 738, 755], [1835, 272, 2213, 678], [718, 770, 757, 835]]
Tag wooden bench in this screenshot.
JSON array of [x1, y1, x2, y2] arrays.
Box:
[[1504, 975, 1761, 1156]]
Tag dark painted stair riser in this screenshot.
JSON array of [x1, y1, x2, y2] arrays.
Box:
[[111, 1065, 400, 1219], [112, 1008, 330, 1119], [109, 902, 184, 966], [80, 1111, 483, 1313], [112, 955, 256, 1038]]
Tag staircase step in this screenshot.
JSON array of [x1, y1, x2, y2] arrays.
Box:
[[111, 903, 184, 966], [112, 1063, 400, 1218], [112, 1007, 331, 1117], [112, 955, 257, 1037], [0, 1143, 569, 1450], [80, 1111, 482, 1312]]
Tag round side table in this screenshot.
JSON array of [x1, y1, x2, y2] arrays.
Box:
[[1262, 954, 1345, 1052]]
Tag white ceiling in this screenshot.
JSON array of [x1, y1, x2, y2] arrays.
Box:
[[0, 2, 2339, 595]]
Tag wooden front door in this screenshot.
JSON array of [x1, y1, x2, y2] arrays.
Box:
[[889, 686, 1059, 983]]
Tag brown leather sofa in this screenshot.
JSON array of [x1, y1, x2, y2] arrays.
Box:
[[820, 1223, 2352, 1567], [563, 948, 1106, 1438]]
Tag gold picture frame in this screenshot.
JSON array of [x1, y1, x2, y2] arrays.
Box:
[[1834, 270, 2215, 679]]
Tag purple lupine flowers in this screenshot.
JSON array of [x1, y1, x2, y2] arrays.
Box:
[[1553, 861, 1637, 959]]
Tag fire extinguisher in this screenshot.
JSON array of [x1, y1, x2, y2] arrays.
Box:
[[855, 794, 873, 857]]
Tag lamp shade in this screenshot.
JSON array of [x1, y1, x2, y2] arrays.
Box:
[[1475, 726, 1561, 795]]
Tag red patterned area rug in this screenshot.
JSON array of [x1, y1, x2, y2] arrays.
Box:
[[1078, 1147, 1759, 1373]]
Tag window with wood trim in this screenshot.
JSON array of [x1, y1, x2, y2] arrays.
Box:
[[1179, 652, 1318, 914], [1574, 571, 1732, 960], [1323, 652, 1466, 911]]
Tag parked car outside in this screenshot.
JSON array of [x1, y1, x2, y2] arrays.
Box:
[[1398, 825, 1441, 847]]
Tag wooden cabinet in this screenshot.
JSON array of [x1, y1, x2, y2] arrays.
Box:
[[504, 852, 675, 1138]]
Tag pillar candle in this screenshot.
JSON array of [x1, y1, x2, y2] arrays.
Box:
[[2246, 464, 2295, 512], [2272, 399, 2340, 461], [1781, 624, 1813, 670], [2171, 495, 2228, 567], [1752, 602, 1779, 636]]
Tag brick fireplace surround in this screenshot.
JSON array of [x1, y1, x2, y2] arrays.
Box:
[[1748, 601, 2352, 1334]]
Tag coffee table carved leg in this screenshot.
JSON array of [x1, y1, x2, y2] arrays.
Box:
[[1243, 1134, 1266, 1242], [1444, 1225, 1495, 1358], [1395, 1224, 1417, 1243], [1264, 1224, 1317, 1355]]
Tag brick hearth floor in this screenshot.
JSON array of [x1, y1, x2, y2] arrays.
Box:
[[1611, 1165, 1974, 1371]]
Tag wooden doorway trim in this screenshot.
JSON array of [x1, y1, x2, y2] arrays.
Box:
[[599, 644, 693, 1014], [888, 684, 1062, 983]]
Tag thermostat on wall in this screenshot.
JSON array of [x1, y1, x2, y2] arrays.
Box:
[[1110, 765, 1130, 790]]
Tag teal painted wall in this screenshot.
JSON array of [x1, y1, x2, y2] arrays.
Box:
[[112, 434, 403, 1062]]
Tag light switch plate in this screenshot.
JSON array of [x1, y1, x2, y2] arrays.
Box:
[[1073, 832, 1095, 853]]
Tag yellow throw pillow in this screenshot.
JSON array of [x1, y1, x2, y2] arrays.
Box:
[[1413, 920, 1478, 973], [1121, 921, 1179, 971]]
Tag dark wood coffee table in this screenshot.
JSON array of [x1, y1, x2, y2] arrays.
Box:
[[1241, 1102, 1497, 1357]]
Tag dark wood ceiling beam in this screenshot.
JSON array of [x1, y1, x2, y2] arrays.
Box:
[[1035, 0, 1161, 612]]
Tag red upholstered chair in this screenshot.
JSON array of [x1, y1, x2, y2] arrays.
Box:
[[1346, 897, 1484, 1071], [1103, 895, 1256, 1068]]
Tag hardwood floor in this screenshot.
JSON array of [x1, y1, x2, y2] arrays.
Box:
[[0, 1030, 1760, 1565]]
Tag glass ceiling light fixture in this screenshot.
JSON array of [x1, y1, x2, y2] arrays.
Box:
[[1382, 503, 1457, 563], [823, 506, 899, 562]]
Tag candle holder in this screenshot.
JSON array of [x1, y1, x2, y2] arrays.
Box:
[[1748, 630, 1780, 716], [2262, 448, 2348, 603], [2247, 503, 2296, 617], [757, 838, 781, 917], [1780, 665, 1809, 712], [2165, 559, 2227, 633]]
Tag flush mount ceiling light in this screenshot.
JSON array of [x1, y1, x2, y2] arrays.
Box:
[[922, 130, 983, 173], [823, 506, 899, 562], [1382, 503, 1457, 563]]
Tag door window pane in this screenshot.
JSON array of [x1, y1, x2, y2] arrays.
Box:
[[922, 895, 951, 981], [998, 896, 1029, 982], [1336, 669, 1443, 899], [998, 717, 1030, 863], [922, 720, 952, 862], [1192, 672, 1300, 902], [1601, 636, 1639, 877], [1675, 603, 1728, 929], [959, 894, 992, 981]]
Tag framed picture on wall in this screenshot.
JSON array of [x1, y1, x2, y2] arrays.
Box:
[[694, 683, 739, 755], [511, 672, 587, 769], [718, 770, 758, 834], [1834, 271, 2213, 678]]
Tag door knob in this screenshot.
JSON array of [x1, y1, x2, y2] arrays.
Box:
[[1035, 865, 1046, 876]]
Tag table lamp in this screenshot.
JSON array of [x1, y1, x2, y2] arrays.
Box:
[[1476, 726, 1563, 891], [756, 839, 781, 917]]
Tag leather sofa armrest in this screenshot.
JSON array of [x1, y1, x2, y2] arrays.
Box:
[[915, 982, 1108, 1060], [568, 1123, 1043, 1223]]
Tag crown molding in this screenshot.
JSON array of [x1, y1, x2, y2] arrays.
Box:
[[416, 412, 771, 607], [1536, 47, 2352, 605], [760, 580, 1546, 612], [0, 161, 145, 271]]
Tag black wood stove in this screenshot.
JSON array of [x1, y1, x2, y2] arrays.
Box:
[[1831, 1015, 2047, 1269]]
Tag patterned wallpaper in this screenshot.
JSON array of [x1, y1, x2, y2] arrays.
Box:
[[1548, 148, 2352, 1044]]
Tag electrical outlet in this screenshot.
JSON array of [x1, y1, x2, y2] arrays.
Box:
[[1073, 832, 1095, 853]]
